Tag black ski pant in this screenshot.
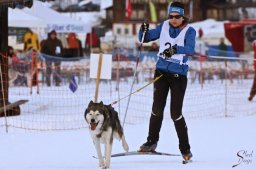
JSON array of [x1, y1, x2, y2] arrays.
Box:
[[147, 69, 190, 154]]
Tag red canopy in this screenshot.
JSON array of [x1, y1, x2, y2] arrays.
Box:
[[224, 19, 256, 52]]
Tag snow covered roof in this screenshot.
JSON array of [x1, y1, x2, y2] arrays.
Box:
[[190, 19, 228, 39], [22, 0, 92, 33], [8, 8, 47, 28]]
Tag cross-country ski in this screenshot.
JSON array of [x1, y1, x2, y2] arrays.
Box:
[[93, 151, 181, 159]]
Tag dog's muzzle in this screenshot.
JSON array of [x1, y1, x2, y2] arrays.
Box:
[[90, 119, 99, 131]]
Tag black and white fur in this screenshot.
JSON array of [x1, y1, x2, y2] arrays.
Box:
[[8, 65, 36, 87], [85, 101, 129, 169]]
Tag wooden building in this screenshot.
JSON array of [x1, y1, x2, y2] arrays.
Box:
[[203, 0, 256, 21], [105, 0, 256, 28]]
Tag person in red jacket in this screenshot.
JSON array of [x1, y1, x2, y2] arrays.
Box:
[[85, 28, 100, 53], [248, 40, 256, 101]]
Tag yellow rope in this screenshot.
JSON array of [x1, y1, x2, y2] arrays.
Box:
[[111, 74, 163, 105]]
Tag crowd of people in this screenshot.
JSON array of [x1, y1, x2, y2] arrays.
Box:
[[8, 28, 102, 87], [7, 22, 256, 103]]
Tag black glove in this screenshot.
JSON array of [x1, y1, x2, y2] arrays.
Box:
[[163, 45, 176, 59], [141, 22, 149, 32]]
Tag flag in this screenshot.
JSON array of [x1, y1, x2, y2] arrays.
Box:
[[69, 75, 78, 93], [149, 0, 157, 23], [168, 0, 173, 4], [126, 0, 132, 20]]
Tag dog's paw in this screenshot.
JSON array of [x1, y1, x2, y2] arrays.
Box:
[[99, 160, 105, 168], [101, 165, 109, 169], [121, 136, 129, 152], [102, 161, 110, 169], [123, 142, 129, 152]]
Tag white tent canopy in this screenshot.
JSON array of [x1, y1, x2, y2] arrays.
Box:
[[22, 0, 91, 34], [190, 19, 231, 45], [190, 19, 227, 38], [61, 12, 102, 29], [8, 8, 47, 28]]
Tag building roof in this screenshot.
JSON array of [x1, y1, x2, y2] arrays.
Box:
[[0, 0, 53, 8], [0, 0, 33, 8]]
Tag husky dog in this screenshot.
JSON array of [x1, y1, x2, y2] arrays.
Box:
[[8, 64, 36, 87], [85, 101, 129, 169]]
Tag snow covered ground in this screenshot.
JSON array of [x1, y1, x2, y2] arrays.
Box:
[[0, 115, 255, 170], [1, 60, 256, 170]]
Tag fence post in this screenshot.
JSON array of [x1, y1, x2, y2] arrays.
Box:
[[94, 53, 103, 102], [224, 60, 228, 117], [0, 57, 8, 133]]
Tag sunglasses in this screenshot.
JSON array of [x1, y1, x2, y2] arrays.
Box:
[[169, 15, 182, 19]]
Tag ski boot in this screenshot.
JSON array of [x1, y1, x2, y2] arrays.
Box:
[[182, 149, 193, 164], [138, 140, 157, 152], [248, 95, 253, 101]]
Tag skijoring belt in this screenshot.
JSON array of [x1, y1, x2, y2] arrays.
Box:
[[156, 69, 186, 78], [158, 55, 188, 65]]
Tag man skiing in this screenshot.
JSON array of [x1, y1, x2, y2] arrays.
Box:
[[138, 1, 196, 162]]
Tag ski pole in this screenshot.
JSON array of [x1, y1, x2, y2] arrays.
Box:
[[122, 30, 146, 128], [30, 51, 34, 95], [116, 48, 121, 116], [0, 53, 8, 133], [36, 53, 39, 94]]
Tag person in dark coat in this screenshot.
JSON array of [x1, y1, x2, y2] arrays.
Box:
[[218, 37, 228, 56], [41, 30, 63, 86]]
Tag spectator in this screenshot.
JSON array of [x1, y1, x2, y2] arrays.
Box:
[[198, 27, 203, 39], [85, 28, 101, 53], [7, 46, 28, 86], [218, 37, 228, 57], [23, 29, 40, 52], [68, 32, 83, 57], [41, 30, 63, 86], [7, 46, 20, 69]]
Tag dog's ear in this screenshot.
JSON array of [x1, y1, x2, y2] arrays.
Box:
[[99, 101, 104, 107], [84, 108, 89, 123], [84, 109, 88, 117], [88, 100, 94, 106]]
